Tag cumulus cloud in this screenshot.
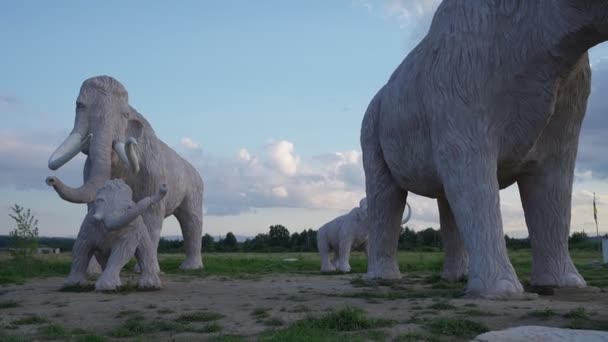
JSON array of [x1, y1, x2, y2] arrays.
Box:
[[266, 140, 299, 176], [0, 130, 84, 191], [180, 137, 200, 150], [354, 0, 441, 31], [177, 140, 366, 216]]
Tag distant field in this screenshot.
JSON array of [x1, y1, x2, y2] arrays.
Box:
[[1, 249, 606, 287]]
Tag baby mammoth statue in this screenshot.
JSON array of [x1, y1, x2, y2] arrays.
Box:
[[65, 179, 167, 291], [317, 199, 411, 273]]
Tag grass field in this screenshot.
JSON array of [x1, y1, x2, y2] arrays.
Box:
[[0, 250, 607, 341], [1, 249, 607, 287]]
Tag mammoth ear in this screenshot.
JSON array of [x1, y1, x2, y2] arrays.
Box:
[[126, 119, 144, 141]]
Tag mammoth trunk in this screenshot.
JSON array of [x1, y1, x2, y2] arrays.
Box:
[[50, 133, 113, 204], [103, 196, 157, 229]]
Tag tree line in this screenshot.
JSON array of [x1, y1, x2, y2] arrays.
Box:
[[2, 224, 604, 253]]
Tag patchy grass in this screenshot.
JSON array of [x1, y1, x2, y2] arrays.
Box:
[[209, 335, 247, 342], [115, 309, 142, 318], [563, 307, 588, 320], [157, 307, 175, 314], [11, 314, 47, 325], [263, 318, 284, 327], [0, 300, 20, 309], [202, 322, 223, 333], [251, 307, 272, 320], [289, 305, 310, 313], [428, 301, 456, 310], [526, 308, 557, 320], [175, 310, 225, 323], [426, 318, 489, 338], [37, 324, 69, 339], [258, 307, 395, 342]]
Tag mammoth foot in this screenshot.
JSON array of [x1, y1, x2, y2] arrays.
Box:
[[365, 258, 401, 280], [441, 268, 468, 283], [320, 263, 337, 273], [137, 274, 162, 290], [466, 276, 524, 299], [336, 263, 352, 273], [64, 273, 89, 287], [179, 257, 203, 270], [531, 271, 586, 288], [95, 276, 121, 291]]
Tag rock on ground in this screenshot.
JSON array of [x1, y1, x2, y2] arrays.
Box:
[[472, 325, 608, 342]]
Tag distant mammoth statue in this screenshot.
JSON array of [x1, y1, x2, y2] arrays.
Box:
[[46, 76, 204, 271], [317, 199, 411, 273], [360, 1, 608, 297], [65, 180, 165, 291]]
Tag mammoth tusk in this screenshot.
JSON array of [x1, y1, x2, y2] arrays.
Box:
[[113, 142, 131, 170], [125, 137, 140, 174], [49, 133, 86, 170], [401, 202, 412, 225]]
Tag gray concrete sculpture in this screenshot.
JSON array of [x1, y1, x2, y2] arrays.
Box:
[[65, 180, 166, 291], [317, 199, 411, 273], [360, 1, 608, 297], [46, 76, 204, 271]]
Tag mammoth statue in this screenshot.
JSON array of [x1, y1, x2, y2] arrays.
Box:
[[317, 198, 411, 273], [46, 76, 204, 271], [65, 180, 165, 291], [360, 1, 608, 297]]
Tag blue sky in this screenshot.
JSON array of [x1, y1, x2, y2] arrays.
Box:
[[1, 0, 607, 238]]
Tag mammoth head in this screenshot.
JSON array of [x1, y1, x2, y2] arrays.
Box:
[[47, 76, 146, 203], [355, 198, 368, 221], [92, 179, 134, 222]]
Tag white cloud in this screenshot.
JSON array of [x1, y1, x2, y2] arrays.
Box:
[[180, 137, 200, 150], [271, 186, 288, 198], [354, 0, 441, 29], [266, 140, 299, 176], [385, 0, 442, 26]]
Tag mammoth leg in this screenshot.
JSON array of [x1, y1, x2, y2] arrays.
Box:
[[438, 197, 469, 282], [336, 232, 354, 273], [95, 238, 137, 291], [141, 208, 165, 274], [362, 118, 407, 279], [174, 193, 204, 270], [518, 170, 584, 288], [438, 146, 522, 298], [317, 231, 336, 272], [65, 237, 93, 286], [517, 62, 587, 288], [135, 225, 162, 289]]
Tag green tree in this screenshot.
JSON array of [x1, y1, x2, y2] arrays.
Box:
[[269, 225, 290, 248], [223, 232, 238, 251], [8, 204, 39, 257], [202, 233, 215, 252]]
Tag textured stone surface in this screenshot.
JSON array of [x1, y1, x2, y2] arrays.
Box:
[[65, 180, 165, 291], [472, 326, 608, 342], [360, 1, 608, 297], [46, 76, 204, 271], [317, 199, 410, 273]]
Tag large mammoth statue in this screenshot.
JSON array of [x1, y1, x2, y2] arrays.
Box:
[[66, 180, 166, 291], [360, 1, 607, 297], [46, 76, 204, 271], [317, 198, 411, 273]]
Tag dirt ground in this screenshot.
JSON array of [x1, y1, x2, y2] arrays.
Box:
[[1, 273, 608, 341]]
